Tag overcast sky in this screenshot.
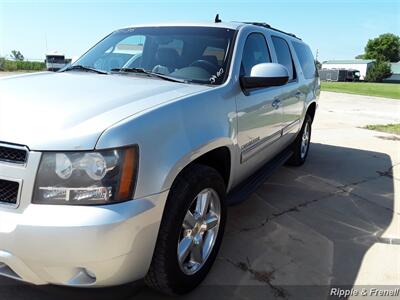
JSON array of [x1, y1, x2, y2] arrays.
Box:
[[0, 0, 399, 62]]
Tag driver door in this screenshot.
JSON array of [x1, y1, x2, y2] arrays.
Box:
[[236, 33, 284, 163]]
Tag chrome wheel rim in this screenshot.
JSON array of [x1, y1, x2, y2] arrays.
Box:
[[300, 122, 310, 159], [177, 188, 221, 275]]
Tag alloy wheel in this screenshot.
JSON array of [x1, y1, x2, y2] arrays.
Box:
[[300, 122, 310, 159], [177, 188, 221, 275]]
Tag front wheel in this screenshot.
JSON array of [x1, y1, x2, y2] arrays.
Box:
[[287, 114, 312, 166], [145, 164, 227, 295]]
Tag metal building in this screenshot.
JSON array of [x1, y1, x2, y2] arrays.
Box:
[[321, 59, 375, 81]]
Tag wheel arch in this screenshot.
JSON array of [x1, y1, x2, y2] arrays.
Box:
[[162, 140, 235, 193], [306, 101, 317, 123]]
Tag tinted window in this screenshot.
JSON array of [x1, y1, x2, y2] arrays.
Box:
[[292, 42, 316, 79], [100, 35, 147, 70], [271, 36, 296, 80], [203, 46, 225, 65], [158, 38, 184, 55], [241, 33, 271, 76]]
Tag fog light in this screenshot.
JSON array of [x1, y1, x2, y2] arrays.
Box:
[[68, 267, 97, 285], [85, 268, 96, 280]]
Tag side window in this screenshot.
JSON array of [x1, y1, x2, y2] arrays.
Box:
[[157, 38, 184, 55], [241, 33, 271, 76], [203, 46, 225, 66], [292, 42, 317, 79], [271, 36, 296, 81], [114, 35, 146, 55], [96, 35, 146, 71]]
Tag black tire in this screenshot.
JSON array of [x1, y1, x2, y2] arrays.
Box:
[[145, 164, 227, 295], [287, 114, 312, 166]]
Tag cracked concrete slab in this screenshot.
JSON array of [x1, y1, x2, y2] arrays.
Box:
[[345, 176, 396, 212]]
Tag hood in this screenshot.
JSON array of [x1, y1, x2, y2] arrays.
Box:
[[0, 72, 210, 150]]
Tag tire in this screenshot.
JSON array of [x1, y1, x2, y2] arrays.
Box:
[[287, 114, 312, 166], [145, 164, 227, 295]]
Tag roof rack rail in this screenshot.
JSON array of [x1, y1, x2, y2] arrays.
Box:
[[242, 22, 301, 40]]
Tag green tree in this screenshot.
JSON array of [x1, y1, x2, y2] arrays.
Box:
[[365, 61, 392, 82], [0, 57, 5, 70], [364, 33, 400, 62], [355, 54, 365, 59], [10, 50, 24, 61]]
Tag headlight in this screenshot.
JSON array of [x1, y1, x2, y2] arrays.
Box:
[[33, 146, 138, 205]]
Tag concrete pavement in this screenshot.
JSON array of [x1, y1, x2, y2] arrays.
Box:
[[0, 91, 399, 299]]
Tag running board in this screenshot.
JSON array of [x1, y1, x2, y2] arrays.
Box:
[[227, 149, 293, 205]]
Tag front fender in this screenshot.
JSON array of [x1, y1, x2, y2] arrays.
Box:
[[95, 88, 238, 199]]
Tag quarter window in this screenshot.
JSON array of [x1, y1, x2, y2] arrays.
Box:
[[292, 42, 316, 79], [241, 33, 271, 76], [271, 36, 296, 80]]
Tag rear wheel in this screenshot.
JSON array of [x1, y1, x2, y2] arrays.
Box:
[[145, 164, 227, 295], [287, 114, 312, 166]]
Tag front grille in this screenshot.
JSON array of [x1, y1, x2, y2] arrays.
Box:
[[0, 179, 19, 204], [0, 146, 27, 164]]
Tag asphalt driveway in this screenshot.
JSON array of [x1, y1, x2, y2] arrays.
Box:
[[1, 91, 399, 300]]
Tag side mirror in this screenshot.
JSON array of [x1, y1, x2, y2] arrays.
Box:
[[240, 63, 289, 90]]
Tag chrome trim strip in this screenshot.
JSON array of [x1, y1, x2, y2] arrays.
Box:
[[282, 119, 300, 135], [241, 130, 282, 163], [0, 176, 23, 209]]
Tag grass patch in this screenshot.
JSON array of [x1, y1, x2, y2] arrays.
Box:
[[0, 58, 45, 71], [321, 82, 400, 99], [365, 124, 400, 135]]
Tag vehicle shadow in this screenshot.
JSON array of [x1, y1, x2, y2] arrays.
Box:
[[0, 142, 396, 300], [0, 277, 144, 300]]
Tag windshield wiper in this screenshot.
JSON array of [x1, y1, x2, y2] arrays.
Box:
[[111, 67, 147, 74], [62, 65, 109, 75], [111, 67, 186, 83]]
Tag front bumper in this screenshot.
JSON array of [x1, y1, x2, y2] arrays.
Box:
[[0, 191, 168, 287], [0, 145, 168, 287]]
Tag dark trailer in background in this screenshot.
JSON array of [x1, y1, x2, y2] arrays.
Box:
[[45, 53, 66, 71], [319, 69, 360, 82]]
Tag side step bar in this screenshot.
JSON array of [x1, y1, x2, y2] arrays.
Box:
[[227, 149, 293, 205]]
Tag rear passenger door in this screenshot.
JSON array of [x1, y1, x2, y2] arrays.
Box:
[[271, 36, 302, 136], [236, 33, 285, 163]]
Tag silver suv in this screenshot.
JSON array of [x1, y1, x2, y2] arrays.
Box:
[[0, 20, 319, 295]]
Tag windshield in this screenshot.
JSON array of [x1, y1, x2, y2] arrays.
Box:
[[73, 26, 236, 85]]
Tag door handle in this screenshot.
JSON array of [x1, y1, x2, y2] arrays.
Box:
[[295, 91, 302, 98], [272, 99, 281, 109]]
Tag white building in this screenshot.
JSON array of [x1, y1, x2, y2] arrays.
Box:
[[321, 59, 375, 80]]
